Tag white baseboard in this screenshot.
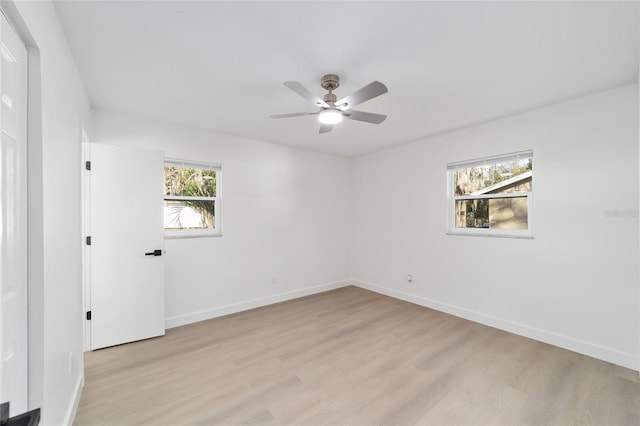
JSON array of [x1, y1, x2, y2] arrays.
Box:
[[352, 279, 639, 371], [165, 280, 351, 329], [63, 373, 83, 426]]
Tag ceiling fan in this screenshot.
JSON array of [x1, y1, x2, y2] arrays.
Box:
[[271, 74, 388, 134]]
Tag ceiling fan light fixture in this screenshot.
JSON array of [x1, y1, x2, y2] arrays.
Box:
[[318, 108, 343, 125]]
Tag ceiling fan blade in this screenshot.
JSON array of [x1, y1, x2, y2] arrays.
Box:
[[319, 123, 333, 134], [336, 81, 388, 109], [284, 81, 329, 108], [270, 112, 318, 119], [343, 110, 387, 124]]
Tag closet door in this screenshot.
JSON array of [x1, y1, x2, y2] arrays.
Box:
[[0, 11, 28, 412]]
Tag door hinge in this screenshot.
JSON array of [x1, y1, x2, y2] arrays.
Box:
[[86, 311, 92, 320], [85, 161, 91, 171], [86, 236, 91, 246]]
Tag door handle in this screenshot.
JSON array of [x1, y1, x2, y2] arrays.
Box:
[[145, 249, 162, 256]]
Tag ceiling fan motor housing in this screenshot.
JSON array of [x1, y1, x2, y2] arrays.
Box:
[[321, 74, 340, 91], [321, 74, 340, 105]]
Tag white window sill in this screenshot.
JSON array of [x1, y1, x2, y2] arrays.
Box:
[[165, 231, 222, 239], [446, 231, 533, 240]]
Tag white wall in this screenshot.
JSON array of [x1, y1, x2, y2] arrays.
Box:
[[351, 84, 639, 370], [4, 0, 92, 424], [92, 110, 352, 327]]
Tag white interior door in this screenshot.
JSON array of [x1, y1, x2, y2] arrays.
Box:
[[0, 13, 28, 412], [85, 143, 165, 350], [0, 12, 28, 412]]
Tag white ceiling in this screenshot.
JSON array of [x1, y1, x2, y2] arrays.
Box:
[[54, 1, 639, 157]]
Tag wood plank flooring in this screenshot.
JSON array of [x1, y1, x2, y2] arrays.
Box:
[[74, 286, 639, 425]]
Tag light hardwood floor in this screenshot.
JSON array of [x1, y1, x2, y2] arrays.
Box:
[[74, 286, 639, 425]]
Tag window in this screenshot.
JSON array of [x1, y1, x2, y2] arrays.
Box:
[[164, 158, 221, 237], [447, 150, 533, 238]]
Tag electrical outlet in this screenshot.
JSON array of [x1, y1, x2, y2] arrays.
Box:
[[407, 274, 413, 282], [271, 276, 277, 285]]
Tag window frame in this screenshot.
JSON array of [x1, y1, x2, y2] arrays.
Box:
[[446, 150, 533, 239], [164, 158, 222, 239]]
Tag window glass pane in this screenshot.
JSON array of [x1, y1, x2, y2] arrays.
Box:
[[164, 166, 216, 197], [489, 197, 528, 230], [454, 157, 532, 196], [455, 197, 528, 230], [455, 199, 490, 228], [164, 200, 215, 230]]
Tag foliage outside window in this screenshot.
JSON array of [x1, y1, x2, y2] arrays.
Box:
[[164, 159, 221, 237], [447, 150, 533, 238]]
